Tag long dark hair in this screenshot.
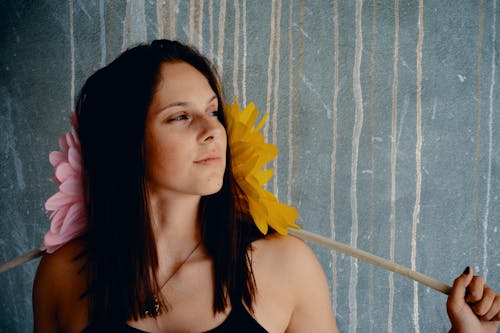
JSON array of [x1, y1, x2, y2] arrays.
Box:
[[76, 39, 263, 324]]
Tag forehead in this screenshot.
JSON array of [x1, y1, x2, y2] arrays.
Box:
[[156, 61, 213, 95], [149, 61, 218, 114]]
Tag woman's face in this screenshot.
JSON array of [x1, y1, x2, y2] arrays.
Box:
[[144, 61, 227, 200]]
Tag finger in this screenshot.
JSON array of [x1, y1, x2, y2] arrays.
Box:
[[481, 294, 500, 321], [466, 275, 486, 304], [448, 267, 474, 311], [472, 286, 496, 317]]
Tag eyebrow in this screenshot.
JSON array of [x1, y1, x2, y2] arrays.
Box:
[[159, 95, 218, 113]]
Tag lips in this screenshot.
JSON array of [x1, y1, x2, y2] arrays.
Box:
[[194, 155, 222, 164]]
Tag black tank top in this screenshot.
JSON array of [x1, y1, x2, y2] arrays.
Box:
[[82, 301, 269, 333]]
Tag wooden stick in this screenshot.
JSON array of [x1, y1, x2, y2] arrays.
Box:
[[289, 228, 452, 295], [0, 229, 454, 297], [0, 248, 45, 273]]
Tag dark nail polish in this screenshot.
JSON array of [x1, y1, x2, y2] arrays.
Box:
[[463, 266, 470, 275]]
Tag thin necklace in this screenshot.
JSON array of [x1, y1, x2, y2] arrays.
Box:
[[144, 240, 202, 317]]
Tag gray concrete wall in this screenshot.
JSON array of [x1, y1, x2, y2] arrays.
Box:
[[1, 1, 499, 332]]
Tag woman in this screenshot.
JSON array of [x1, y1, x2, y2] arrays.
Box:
[[33, 40, 499, 333]]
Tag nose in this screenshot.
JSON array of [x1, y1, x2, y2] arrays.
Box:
[[198, 115, 224, 144]]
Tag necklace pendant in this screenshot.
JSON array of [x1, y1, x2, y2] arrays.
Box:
[[143, 241, 201, 317], [144, 295, 161, 317]]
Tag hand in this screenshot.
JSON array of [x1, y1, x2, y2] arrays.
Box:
[[447, 267, 500, 333]]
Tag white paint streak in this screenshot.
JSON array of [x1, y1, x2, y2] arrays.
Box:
[[301, 75, 332, 115], [272, 0, 282, 195], [349, 1, 364, 332], [77, 1, 91, 19], [188, 0, 203, 47], [197, 1, 204, 50], [431, 96, 438, 120], [12, 151, 25, 191], [291, 0, 305, 207], [232, 0, 240, 98], [264, 0, 277, 138], [121, 0, 147, 50], [368, 0, 377, 330], [99, 0, 106, 67], [412, 1, 424, 332], [69, 0, 75, 111], [170, 0, 178, 39], [287, 0, 294, 205], [209, 0, 214, 58], [473, 0, 484, 267], [330, 0, 339, 314], [483, 0, 496, 281], [242, 0, 247, 106], [2, 249, 20, 326], [216, 0, 227, 77], [3, 97, 25, 191], [188, 0, 195, 44], [396, 95, 409, 150], [156, 0, 164, 37], [293, 0, 306, 209], [388, 1, 400, 332]]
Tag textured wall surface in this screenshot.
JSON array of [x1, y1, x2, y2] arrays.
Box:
[[1, 1, 499, 332]]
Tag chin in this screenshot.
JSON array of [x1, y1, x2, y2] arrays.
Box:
[[202, 180, 224, 196]]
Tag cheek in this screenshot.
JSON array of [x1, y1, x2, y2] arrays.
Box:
[[144, 133, 180, 176], [220, 125, 228, 150]]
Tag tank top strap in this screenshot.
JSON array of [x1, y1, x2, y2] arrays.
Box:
[[204, 301, 269, 333]]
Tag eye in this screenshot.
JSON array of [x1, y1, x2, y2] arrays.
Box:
[[208, 110, 219, 117], [168, 113, 189, 122]]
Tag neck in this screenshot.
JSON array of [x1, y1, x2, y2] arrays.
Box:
[[148, 193, 203, 263]]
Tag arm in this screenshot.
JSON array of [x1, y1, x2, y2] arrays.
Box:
[[33, 254, 61, 333], [285, 238, 339, 333], [447, 267, 500, 333], [32, 241, 88, 333]]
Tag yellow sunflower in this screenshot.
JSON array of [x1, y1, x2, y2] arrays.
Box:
[[225, 99, 299, 235]]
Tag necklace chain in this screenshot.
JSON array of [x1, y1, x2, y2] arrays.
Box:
[[144, 241, 201, 317]]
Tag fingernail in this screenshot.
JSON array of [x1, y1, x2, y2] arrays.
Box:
[[463, 266, 470, 275]]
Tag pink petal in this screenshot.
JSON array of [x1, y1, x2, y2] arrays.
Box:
[[43, 244, 62, 254], [49, 214, 64, 233], [43, 231, 63, 252], [49, 205, 71, 229], [72, 200, 85, 214], [45, 192, 74, 210], [66, 132, 77, 149], [68, 147, 82, 172], [49, 151, 66, 167], [55, 162, 75, 183], [51, 173, 61, 185], [43, 125, 87, 254], [60, 203, 85, 235], [59, 179, 82, 196], [59, 135, 69, 153], [43, 229, 81, 254], [71, 128, 80, 145], [44, 231, 78, 254], [49, 204, 70, 233]]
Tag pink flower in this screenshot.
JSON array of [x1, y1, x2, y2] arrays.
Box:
[[42, 120, 86, 253]]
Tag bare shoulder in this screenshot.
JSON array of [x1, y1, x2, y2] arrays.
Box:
[[251, 233, 323, 281], [33, 240, 88, 333], [38, 239, 86, 270], [34, 239, 87, 293], [251, 232, 309, 256], [251, 233, 338, 333]]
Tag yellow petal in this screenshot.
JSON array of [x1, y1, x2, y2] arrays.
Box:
[[255, 169, 274, 186], [225, 98, 299, 235]]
